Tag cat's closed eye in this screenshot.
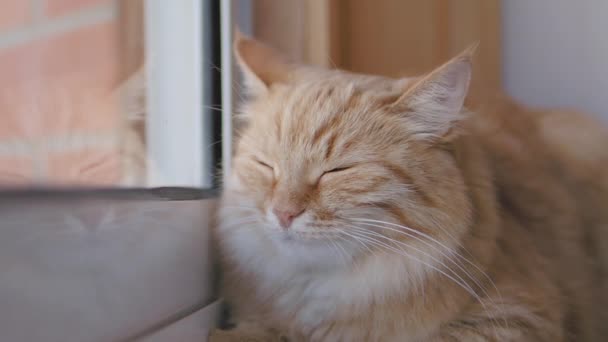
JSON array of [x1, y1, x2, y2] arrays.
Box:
[[321, 166, 352, 178], [254, 158, 274, 172]]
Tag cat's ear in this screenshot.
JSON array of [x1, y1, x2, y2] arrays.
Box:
[[234, 30, 293, 95], [393, 45, 476, 141]]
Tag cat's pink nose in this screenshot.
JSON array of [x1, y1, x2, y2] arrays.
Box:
[[273, 206, 305, 229]]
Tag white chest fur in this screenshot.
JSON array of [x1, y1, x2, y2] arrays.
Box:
[[221, 222, 429, 339]]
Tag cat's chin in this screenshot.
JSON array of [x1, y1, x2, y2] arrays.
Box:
[[221, 216, 360, 270], [266, 230, 360, 269], [270, 229, 336, 243]]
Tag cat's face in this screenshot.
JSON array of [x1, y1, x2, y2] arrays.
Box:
[[220, 37, 474, 268]]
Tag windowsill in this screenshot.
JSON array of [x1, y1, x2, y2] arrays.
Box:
[[0, 186, 219, 201]]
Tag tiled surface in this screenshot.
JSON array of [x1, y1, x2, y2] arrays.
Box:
[[0, 156, 34, 185], [47, 148, 122, 185], [45, 0, 112, 17], [0, 0, 124, 186], [0, 21, 120, 89], [0, 1, 31, 32], [0, 82, 120, 139]]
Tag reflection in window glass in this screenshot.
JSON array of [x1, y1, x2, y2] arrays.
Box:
[[0, 0, 221, 189], [0, 0, 143, 187]]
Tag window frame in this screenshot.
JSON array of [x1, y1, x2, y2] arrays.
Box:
[[143, 1, 210, 189], [143, 0, 251, 190]]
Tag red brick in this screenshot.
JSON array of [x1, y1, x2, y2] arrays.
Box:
[[0, 156, 34, 186], [0, 81, 122, 140], [45, 0, 112, 17], [0, 0, 31, 32], [0, 20, 122, 140], [47, 148, 122, 185], [0, 20, 120, 88]]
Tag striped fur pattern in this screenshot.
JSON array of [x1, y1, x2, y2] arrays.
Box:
[[212, 37, 608, 341]]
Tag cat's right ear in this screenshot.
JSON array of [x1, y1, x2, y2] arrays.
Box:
[[234, 30, 293, 96]]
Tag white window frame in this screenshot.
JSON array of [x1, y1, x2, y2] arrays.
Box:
[[220, 0, 234, 179], [143, 0, 251, 188], [144, 0, 209, 188]]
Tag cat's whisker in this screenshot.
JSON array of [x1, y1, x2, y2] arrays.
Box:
[[351, 218, 505, 303], [351, 218, 503, 303], [331, 235, 352, 263], [322, 239, 338, 262], [345, 228, 455, 292], [336, 229, 376, 257], [351, 228, 426, 296], [348, 220, 506, 334], [208, 139, 223, 148], [348, 227, 478, 296], [359, 202, 474, 260], [352, 218, 461, 258], [336, 230, 382, 267], [208, 62, 247, 103], [347, 227, 502, 338], [342, 228, 436, 296], [351, 221, 489, 296], [348, 226, 503, 334], [328, 239, 349, 266], [203, 105, 224, 111], [343, 227, 479, 300], [340, 217, 465, 276]]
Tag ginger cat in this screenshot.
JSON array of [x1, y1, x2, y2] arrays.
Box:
[[211, 35, 608, 341]]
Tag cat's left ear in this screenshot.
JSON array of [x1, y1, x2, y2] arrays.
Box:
[[393, 45, 476, 142], [233, 30, 294, 96]]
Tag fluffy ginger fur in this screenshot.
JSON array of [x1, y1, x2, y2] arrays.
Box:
[[211, 36, 608, 341]]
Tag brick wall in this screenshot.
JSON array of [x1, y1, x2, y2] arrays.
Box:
[[0, 0, 127, 187]]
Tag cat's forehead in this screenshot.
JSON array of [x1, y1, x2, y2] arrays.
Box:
[[241, 71, 416, 162], [269, 72, 410, 122]]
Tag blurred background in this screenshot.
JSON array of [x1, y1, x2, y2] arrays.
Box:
[[0, 0, 606, 188]]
